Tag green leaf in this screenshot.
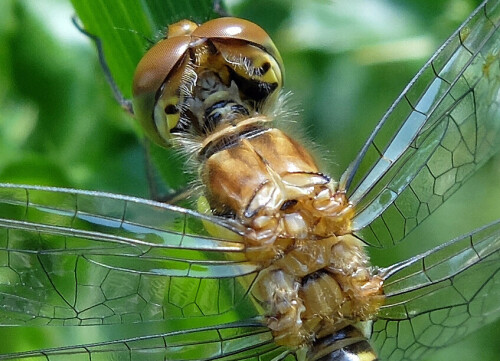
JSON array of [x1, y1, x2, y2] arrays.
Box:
[[70, 0, 220, 99]]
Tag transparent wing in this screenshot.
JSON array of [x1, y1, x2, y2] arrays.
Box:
[[0, 323, 299, 361], [371, 219, 500, 361], [342, 0, 500, 247], [0, 183, 299, 360]]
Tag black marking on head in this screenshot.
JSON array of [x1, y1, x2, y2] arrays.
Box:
[[228, 67, 278, 102], [188, 47, 197, 63], [205, 112, 223, 133], [261, 61, 271, 73], [202, 100, 250, 134], [206, 39, 218, 55], [253, 61, 271, 76], [164, 104, 178, 114], [230, 103, 249, 115], [208, 100, 230, 111], [170, 109, 194, 134]]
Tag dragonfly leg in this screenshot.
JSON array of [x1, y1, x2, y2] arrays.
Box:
[[71, 16, 134, 115]]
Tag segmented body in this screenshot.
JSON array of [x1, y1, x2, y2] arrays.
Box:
[[132, 17, 384, 351]]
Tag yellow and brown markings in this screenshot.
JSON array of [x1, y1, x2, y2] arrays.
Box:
[[308, 326, 379, 360], [131, 15, 384, 353]]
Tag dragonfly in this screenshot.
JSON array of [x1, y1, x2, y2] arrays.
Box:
[[0, 0, 499, 360]]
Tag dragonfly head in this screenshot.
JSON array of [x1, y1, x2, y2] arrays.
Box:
[[132, 17, 284, 147]]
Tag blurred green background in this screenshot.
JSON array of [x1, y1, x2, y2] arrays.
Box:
[[0, 0, 499, 360]]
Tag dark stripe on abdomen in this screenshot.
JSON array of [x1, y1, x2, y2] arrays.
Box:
[[308, 326, 377, 361]]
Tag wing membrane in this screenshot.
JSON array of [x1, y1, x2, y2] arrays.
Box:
[[0, 183, 246, 249], [343, 0, 500, 247], [0, 184, 288, 359], [0, 184, 265, 345], [372, 219, 500, 361], [0, 323, 297, 361]]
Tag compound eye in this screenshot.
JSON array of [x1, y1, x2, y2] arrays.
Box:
[[132, 36, 190, 100], [132, 35, 191, 146], [193, 17, 284, 77], [167, 19, 198, 37], [133, 19, 198, 99]]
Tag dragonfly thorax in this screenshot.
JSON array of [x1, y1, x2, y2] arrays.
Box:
[[200, 124, 384, 347]]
